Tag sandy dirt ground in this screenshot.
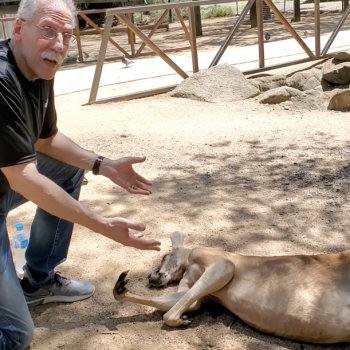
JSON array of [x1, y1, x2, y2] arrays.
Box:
[[7, 83, 350, 350]]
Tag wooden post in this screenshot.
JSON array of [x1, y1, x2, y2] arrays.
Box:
[[210, 0, 256, 67], [264, 0, 314, 58], [193, 0, 203, 36], [75, 15, 84, 63], [256, 0, 265, 68], [135, 9, 170, 56], [168, 0, 173, 23], [189, 6, 199, 72], [250, 0, 257, 28], [314, 0, 320, 57], [88, 14, 114, 104], [174, 8, 191, 42], [127, 13, 136, 56], [0, 14, 6, 39], [79, 12, 129, 56], [116, 13, 189, 78], [293, 0, 300, 22]]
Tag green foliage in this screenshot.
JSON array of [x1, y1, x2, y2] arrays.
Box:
[[201, 5, 234, 18], [132, 0, 235, 24]]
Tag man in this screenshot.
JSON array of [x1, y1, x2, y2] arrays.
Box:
[[0, 0, 161, 349]]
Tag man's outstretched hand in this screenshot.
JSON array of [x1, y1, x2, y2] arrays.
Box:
[[101, 217, 161, 251], [97, 156, 160, 250], [100, 156, 152, 195]]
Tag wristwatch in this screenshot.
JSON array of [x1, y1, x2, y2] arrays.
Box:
[[92, 155, 105, 175]]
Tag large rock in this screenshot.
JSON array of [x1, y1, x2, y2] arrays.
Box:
[[286, 68, 322, 91], [170, 64, 260, 103], [333, 51, 350, 62], [258, 86, 306, 104], [280, 89, 328, 111], [322, 61, 350, 85], [249, 74, 287, 92], [328, 89, 350, 111]]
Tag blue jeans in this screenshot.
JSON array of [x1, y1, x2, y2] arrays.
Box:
[[0, 152, 84, 350]]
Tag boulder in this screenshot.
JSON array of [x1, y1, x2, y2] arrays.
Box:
[[286, 68, 322, 91], [333, 50, 350, 62], [258, 86, 306, 104], [328, 89, 350, 111], [249, 74, 287, 92], [322, 61, 350, 85], [170, 64, 260, 103]]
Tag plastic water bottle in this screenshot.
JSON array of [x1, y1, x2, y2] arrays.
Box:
[[13, 223, 29, 277]]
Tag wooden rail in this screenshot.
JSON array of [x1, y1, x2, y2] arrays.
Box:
[[0, 0, 348, 105], [0, 8, 170, 62], [88, 0, 350, 104], [88, 0, 235, 103], [75, 8, 170, 62], [0, 16, 14, 22]]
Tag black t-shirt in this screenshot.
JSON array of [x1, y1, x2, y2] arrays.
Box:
[[0, 39, 58, 201]]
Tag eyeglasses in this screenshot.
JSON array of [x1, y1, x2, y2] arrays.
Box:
[[21, 19, 76, 45], [34, 25, 76, 45]]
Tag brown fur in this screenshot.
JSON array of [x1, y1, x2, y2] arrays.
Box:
[[113, 231, 350, 344]]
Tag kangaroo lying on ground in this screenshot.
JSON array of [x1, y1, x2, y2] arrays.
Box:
[[113, 231, 350, 344]]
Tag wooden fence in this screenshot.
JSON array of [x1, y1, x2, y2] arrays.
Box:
[[0, 0, 349, 105], [0, 8, 169, 63], [87, 0, 350, 104]]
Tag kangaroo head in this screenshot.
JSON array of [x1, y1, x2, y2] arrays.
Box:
[[148, 231, 191, 287]]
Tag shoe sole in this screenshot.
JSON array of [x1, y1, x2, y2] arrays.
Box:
[[26, 291, 95, 307]]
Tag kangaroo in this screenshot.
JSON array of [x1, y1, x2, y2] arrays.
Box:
[[113, 230, 350, 344]]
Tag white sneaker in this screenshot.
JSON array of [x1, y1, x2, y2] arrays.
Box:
[[21, 272, 95, 307]]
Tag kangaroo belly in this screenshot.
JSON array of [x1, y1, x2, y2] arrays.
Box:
[[215, 281, 350, 343], [212, 258, 350, 344]]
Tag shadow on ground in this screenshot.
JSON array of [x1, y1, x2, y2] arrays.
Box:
[[12, 129, 350, 350]]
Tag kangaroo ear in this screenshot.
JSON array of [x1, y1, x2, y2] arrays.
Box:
[[170, 231, 185, 250]]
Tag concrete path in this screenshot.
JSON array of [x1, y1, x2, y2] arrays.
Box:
[[54, 28, 350, 97]]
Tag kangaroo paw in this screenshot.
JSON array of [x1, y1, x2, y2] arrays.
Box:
[[163, 314, 192, 327], [113, 270, 130, 300]]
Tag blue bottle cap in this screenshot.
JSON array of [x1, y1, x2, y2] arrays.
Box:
[[15, 223, 24, 231]]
